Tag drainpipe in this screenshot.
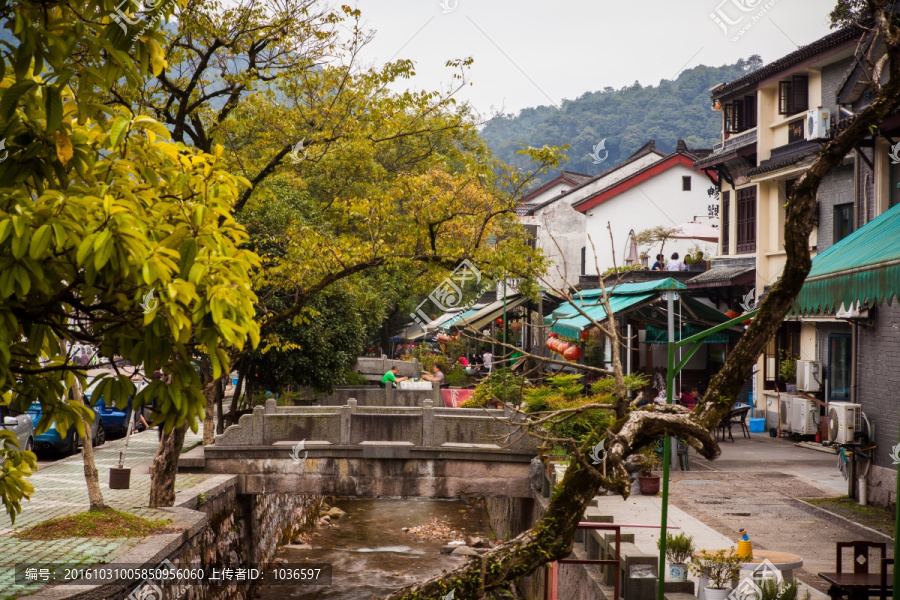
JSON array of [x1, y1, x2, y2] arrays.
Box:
[[850, 322, 857, 405]]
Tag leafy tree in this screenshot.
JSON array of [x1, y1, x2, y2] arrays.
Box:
[[0, 0, 261, 516]]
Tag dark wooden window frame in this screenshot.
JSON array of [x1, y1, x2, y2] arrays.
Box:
[[682, 176, 692, 191], [833, 203, 854, 244], [778, 74, 809, 116], [736, 187, 757, 254]]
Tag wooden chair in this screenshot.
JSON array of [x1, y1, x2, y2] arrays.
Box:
[[880, 558, 893, 600], [821, 541, 887, 599]]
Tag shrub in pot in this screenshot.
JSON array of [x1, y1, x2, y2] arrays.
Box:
[[658, 532, 695, 582], [689, 548, 742, 600], [637, 445, 660, 495]]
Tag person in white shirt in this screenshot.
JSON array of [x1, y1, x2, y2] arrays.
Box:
[[482, 351, 493, 373], [666, 252, 686, 272]]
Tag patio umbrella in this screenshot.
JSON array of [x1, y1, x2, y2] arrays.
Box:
[[624, 229, 640, 265], [671, 221, 718, 243]]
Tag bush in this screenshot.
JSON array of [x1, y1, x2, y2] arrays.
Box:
[[590, 372, 650, 397], [689, 549, 742, 590], [522, 374, 615, 446], [342, 370, 372, 386], [445, 367, 469, 388], [658, 532, 695, 564], [463, 368, 528, 408]]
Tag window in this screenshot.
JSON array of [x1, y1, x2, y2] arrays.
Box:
[[736, 187, 757, 254], [523, 224, 538, 249], [763, 322, 800, 390], [778, 74, 809, 115], [785, 178, 796, 200], [722, 191, 730, 255], [682, 176, 692, 191], [723, 95, 757, 134], [828, 334, 851, 401], [890, 158, 900, 208], [833, 203, 853, 243]]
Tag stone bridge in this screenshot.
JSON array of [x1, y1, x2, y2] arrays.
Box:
[[182, 398, 538, 499]]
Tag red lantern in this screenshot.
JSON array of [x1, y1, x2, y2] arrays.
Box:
[[497, 318, 503, 324], [548, 332, 558, 339], [580, 331, 590, 341], [545, 339, 554, 350], [741, 313, 754, 325], [725, 310, 740, 319], [557, 342, 571, 354], [564, 346, 583, 361]]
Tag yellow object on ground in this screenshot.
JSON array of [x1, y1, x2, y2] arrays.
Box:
[[736, 540, 753, 558]]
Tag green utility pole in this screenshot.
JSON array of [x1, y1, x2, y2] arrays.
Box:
[[502, 276, 507, 401], [655, 301, 759, 600]]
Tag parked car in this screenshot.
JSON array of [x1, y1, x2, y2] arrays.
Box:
[[87, 383, 135, 439], [27, 400, 104, 456], [0, 405, 34, 453]]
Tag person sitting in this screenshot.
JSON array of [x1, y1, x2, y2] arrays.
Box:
[[380, 366, 408, 388], [421, 364, 447, 387], [666, 252, 686, 272], [679, 386, 698, 409], [651, 253, 665, 271]]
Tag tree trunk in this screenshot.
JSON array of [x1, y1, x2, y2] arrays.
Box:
[[203, 385, 216, 446], [72, 382, 108, 512], [148, 423, 188, 508], [216, 377, 225, 435]]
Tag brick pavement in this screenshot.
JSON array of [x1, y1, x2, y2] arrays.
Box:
[[0, 428, 211, 599]]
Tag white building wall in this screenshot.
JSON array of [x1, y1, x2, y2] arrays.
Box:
[[583, 164, 718, 273], [520, 201, 585, 292], [522, 181, 576, 209]]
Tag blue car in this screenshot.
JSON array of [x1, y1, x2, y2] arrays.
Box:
[[27, 402, 104, 456], [91, 395, 133, 439]]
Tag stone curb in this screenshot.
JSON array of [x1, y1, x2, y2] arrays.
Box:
[[25, 475, 239, 600]]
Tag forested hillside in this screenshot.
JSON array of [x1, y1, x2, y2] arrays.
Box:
[[481, 56, 763, 184]]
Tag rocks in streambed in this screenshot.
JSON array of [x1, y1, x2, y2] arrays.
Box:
[[324, 506, 346, 520], [450, 546, 480, 557]]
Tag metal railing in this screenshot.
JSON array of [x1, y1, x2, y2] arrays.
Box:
[[543, 521, 680, 600]]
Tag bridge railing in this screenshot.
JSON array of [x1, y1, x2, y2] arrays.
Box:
[[215, 398, 536, 454]]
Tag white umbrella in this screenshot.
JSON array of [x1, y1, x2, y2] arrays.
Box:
[[671, 221, 718, 243]]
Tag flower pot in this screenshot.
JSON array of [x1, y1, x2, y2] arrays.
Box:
[[785, 384, 797, 393], [109, 467, 131, 490], [638, 475, 660, 495], [705, 588, 731, 600], [668, 563, 688, 582]]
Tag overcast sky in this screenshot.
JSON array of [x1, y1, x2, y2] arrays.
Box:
[[352, 0, 838, 116]]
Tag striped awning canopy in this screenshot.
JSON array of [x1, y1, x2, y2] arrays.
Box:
[[793, 203, 900, 314]]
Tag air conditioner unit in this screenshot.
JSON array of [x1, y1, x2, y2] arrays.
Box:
[[791, 397, 819, 435], [796, 360, 821, 392], [779, 396, 792, 431], [828, 403, 862, 444], [806, 108, 831, 140]]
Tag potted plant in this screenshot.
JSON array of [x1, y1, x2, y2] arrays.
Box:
[[637, 445, 661, 495], [689, 548, 743, 600], [779, 351, 797, 393], [658, 532, 695, 582]]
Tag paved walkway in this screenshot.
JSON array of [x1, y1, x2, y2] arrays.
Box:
[[0, 428, 211, 599]]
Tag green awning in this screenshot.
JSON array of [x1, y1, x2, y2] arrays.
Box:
[[645, 324, 732, 344], [447, 295, 529, 331], [439, 308, 480, 330], [550, 293, 657, 339], [793, 203, 900, 314]]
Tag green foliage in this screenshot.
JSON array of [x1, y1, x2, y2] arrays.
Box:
[[635, 444, 660, 477], [445, 367, 470, 388], [0, 430, 36, 524], [590, 373, 650, 397], [658, 532, 695, 565], [601, 264, 644, 276], [522, 374, 615, 445], [343, 371, 373, 387], [758, 578, 803, 600], [689, 548, 743, 589], [465, 369, 528, 408], [779, 350, 797, 383], [245, 285, 379, 395], [481, 57, 764, 185]]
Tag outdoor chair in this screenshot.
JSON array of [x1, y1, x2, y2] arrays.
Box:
[[676, 440, 690, 471], [880, 557, 893, 600], [818, 541, 886, 600], [729, 405, 751, 439], [716, 413, 733, 442]]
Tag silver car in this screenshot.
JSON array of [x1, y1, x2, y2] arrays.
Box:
[[0, 405, 34, 453]]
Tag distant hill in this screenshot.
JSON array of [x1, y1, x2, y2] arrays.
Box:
[[481, 56, 763, 185]]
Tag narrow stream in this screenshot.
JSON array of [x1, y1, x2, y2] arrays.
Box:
[[256, 498, 491, 599]]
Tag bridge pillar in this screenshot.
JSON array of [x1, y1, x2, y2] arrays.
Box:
[[340, 399, 356, 445], [422, 399, 434, 446]]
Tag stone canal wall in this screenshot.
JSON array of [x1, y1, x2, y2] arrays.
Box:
[[29, 475, 322, 600]]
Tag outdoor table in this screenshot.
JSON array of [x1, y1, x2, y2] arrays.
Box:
[[692, 550, 803, 600], [817, 572, 883, 600]]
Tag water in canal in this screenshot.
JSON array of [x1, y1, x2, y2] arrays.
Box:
[[256, 498, 491, 599]]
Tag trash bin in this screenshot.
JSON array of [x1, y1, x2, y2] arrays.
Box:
[[748, 417, 765, 433]]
